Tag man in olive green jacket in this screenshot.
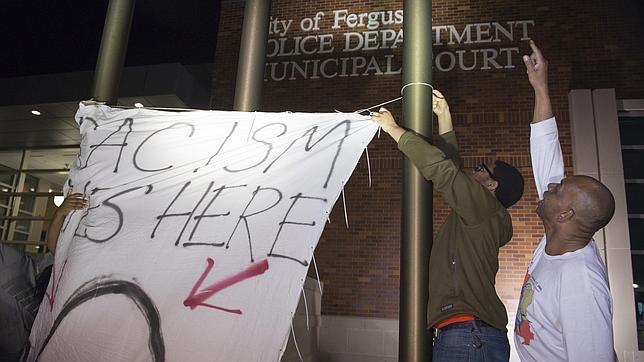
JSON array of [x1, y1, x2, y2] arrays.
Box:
[[372, 91, 524, 361]]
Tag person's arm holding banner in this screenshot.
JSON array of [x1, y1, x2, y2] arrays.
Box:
[[372, 89, 452, 142], [46, 192, 87, 254]]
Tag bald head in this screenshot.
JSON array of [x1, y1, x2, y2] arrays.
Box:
[[568, 175, 615, 234]]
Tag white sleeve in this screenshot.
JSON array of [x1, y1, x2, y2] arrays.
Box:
[[530, 117, 565, 200], [559, 272, 615, 361]]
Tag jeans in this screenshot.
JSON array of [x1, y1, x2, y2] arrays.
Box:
[[432, 320, 510, 362]]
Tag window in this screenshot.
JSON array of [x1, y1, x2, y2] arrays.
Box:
[[0, 148, 77, 254], [619, 114, 644, 349]]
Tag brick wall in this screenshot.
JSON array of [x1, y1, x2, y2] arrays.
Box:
[[212, 0, 644, 319]]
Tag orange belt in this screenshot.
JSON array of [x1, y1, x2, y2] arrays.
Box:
[[435, 313, 476, 329]]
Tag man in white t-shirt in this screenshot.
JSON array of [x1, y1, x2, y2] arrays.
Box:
[[514, 40, 616, 361]]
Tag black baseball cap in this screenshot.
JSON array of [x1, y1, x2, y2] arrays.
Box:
[[491, 160, 524, 208]]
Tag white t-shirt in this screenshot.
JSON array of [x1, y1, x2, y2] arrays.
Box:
[[514, 117, 614, 361]]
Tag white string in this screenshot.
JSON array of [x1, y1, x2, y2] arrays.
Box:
[[354, 96, 402, 115], [348, 82, 433, 115], [301, 287, 310, 331], [290, 320, 304, 362], [341, 183, 349, 228], [326, 214, 331, 224], [400, 82, 434, 95], [312, 255, 323, 295], [114, 105, 205, 112], [365, 146, 372, 187], [108, 83, 429, 116]]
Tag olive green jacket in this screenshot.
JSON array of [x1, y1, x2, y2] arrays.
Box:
[[398, 130, 513, 331]]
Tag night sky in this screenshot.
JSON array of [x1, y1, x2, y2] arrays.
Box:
[[0, 0, 221, 78]]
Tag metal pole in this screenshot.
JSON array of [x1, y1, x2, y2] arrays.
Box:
[[91, 0, 136, 105], [400, 0, 433, 361], [233, 0, 272, 111]]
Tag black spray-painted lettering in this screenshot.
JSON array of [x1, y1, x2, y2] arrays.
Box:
[[78, 185, 153, 243], [224, 123, 287, 173], [184, 184, 246, 247], [193, 122, 238, 173], [80, 118, 134, 173], [172, 181, 215, 246], [78, 116, 99, 130], [76, 117, 98, 167], [72, 204, 100, 239], [268, 193, 327, 266], [133, 122, 195, 172], [36, 276, 164, 361], [150, 181, 191, 244], [264, 120, 351, 188], [225, 186, 283, 263]]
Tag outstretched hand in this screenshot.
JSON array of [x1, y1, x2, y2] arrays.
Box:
[[48, 192, 88, 254], [432, 89, 449, 119], [523, 40, 549, 93], [371, 107, 405, 143], [432, 89, 453, 135], [55, 192, 88, 217], [371, 107, 397, 132], [523, 40, 553, 122]]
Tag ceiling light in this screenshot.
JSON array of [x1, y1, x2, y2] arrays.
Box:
[[31, 110, 41, 116], [134, 102, 144, 108], [634, 284, 640, 289]]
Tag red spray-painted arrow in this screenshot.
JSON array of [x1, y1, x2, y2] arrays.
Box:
[[183, 257, 269, 315]]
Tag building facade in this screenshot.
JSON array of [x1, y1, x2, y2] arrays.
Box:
[[210, 1, 644, 361]]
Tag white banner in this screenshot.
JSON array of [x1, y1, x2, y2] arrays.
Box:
[[28, 102, 378, 362]]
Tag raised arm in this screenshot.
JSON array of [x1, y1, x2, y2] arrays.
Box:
[[433, 89, 453, 135], [524, 40, 564, 199], [46, 193, 87, 254], [523, 40, 553, 123]]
